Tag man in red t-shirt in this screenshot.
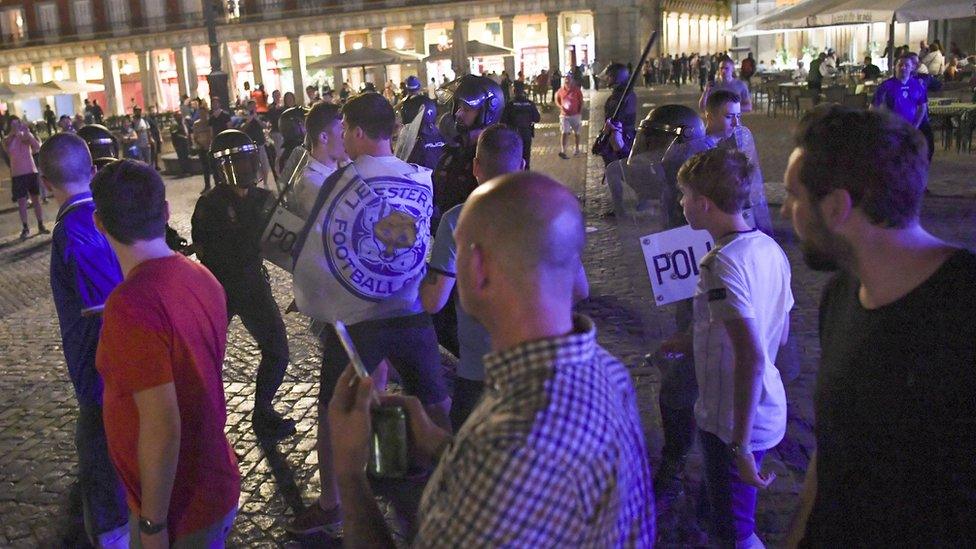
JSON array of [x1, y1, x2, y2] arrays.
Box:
[[91, 159, 240, 547], [554, 74, 583, 158]]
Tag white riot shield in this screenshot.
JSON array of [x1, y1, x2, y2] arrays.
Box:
[[725, 126, 773, 235], [394, 110, 424, 162], [259, 147, 310, 271]]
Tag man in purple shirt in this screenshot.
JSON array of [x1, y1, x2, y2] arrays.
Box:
[[871, 53, 928, 129], [39, 134, 129, 548]]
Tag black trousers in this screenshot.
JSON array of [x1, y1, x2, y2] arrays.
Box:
[[432, 291, 460, 358], [450, 377, 485, 432], [226, 275, 290, 411], [518, 130, 533, 170], [198, 149, 213, 190]]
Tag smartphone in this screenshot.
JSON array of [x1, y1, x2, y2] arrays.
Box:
[[334, 321, 370, 379]]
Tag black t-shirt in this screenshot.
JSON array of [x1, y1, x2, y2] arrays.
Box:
[[209, 110, 231, 134], [243, 117, 266, 145], [803, 249, 976, 547], [431, 141, 477, 233], [190, 185, 272, 286]]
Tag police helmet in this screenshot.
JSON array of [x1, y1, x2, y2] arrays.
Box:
[[279, 106, 307, 144], [404, 75, 422, 92], [210, 129, 262, 188], [93, 157, 118, 171], [78, 124, 119, 160], [439, 75, 504, 133], [397, 94, 438, 127], [513, 80, 526, 97], [629, 105, 705, 165], [600, 63, 630, 87]]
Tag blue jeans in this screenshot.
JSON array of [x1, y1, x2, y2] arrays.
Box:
[[76, 403, 129, 546], [700, 430, 767, 546]]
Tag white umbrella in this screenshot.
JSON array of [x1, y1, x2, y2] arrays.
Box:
[[756, 0, 976, 30], [42, 80, 105, 94]]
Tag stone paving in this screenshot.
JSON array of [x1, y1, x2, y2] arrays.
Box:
[[0, 87, 974, 548]]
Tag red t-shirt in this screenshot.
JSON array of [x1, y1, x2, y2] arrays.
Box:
[[556, 86, 583, 116], [97, 254, 239, 540]]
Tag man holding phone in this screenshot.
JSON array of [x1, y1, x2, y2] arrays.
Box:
[[288, 92, 450, 537], [329, 172, 656, 547]]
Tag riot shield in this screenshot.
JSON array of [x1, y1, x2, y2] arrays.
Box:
[[394, 109, 424, 163]]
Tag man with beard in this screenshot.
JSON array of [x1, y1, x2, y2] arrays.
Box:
[[784, 105, 976, 546]]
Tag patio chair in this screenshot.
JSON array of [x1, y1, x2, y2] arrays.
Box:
[[796, 95, 816, 117], [956, 109, 976, 154], [842, 94, 867, 109], [824, 86, 846, 105]]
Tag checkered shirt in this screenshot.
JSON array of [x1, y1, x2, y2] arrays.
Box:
[[416, 314, 656, 547]]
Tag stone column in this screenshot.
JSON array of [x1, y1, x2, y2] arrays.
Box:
[[101, 52, 121, 116], [501, 15, 516, 78], [369, 28, 387, 87], [67, 58, 86, 112], [289, 36, 304, 97], [412, 24, 428, 86], [452, 19, 469, 75], [546, 12, 561, 72], [186, 47, 199, 98], [174, 47, 190, 99], [139, 51, 153, 111], [248, 39, 263, 86], [330, 33, 342, 87], [221, 42, 237, 104]]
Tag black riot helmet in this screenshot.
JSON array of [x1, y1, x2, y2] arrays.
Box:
[[397, 94, 438, 127], [600, 63, 630, 88], [210, 129, 262, 188], [93, 157, 118, 171], [629, 104, 705, 165], [78, 124, 119, 160], [404, 75, 422, 92], [438, 75, 504, 133], [279, 106, 308, 145]]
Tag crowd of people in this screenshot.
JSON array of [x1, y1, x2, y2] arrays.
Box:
[[3, 40, 975, 548]]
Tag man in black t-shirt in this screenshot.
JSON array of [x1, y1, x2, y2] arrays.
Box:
[[242, 100, 272, 188], [209, 97, 231, 134], [782, 105, 976, 546]]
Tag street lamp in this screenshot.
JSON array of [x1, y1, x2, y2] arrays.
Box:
[[205, 0, 230, 108]]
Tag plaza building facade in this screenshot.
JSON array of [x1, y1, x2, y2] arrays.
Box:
[[0, 0, 689, 120]]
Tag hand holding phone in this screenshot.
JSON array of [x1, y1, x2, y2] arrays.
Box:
[[334, 320, 370, 379]]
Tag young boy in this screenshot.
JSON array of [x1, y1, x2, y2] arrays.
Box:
[[677, 147, 792, 548]]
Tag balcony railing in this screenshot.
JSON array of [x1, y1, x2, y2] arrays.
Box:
[[0, 0, 453, 51]]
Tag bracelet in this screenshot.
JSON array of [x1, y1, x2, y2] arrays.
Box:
[[729, 442, 751, 457], [138, 516, 168, 535]]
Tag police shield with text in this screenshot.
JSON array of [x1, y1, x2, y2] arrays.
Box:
[[191, 129, 295, 440], [395, 91, 446, 170]]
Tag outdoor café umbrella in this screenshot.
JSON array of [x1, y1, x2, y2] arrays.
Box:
[[42, 79, 105, 95], [0, 82, 55, 101], [305, 47, 423, 83], [424, 40, 515, 62]]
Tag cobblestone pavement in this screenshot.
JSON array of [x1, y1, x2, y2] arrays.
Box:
[[1, 88, 974, 547]]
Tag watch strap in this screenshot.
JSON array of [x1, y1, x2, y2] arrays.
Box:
[[138, 516, 168, 535]]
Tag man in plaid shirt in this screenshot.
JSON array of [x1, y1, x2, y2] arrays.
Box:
[[330, 171, 656, 547]]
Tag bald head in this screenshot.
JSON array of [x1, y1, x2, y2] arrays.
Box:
[[458, 171, 584, 283]]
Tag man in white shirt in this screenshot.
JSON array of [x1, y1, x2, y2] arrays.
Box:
[[131, 107, 152, 165], [666, 146, 792, 548], [288, 92, 450, 537], [289, 102, 346, 219]]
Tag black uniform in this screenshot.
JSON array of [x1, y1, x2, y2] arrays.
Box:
[[601, 85, 638, 165], [191, 185, 289, 415], [501, 96, 541, 169], [432, 139, 478, 233]]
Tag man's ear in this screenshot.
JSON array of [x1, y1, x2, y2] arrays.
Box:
[[39, 173, 55, 195], [163, 200, 171, 224], [817, 188, 853, 229], [470, 243, 489, 292]]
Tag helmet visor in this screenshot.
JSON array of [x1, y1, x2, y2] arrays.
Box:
[[214, 149, 262, 188]]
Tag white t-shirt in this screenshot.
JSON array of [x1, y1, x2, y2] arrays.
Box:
[[292, 154, 432, 325], [692, 229, 793, 450]]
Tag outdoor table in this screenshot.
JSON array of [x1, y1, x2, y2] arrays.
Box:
[[928, 102, 976, 150]]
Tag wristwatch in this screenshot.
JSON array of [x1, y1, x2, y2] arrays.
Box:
[[729, 442, 751, 458], [138, 516, 168, 535]]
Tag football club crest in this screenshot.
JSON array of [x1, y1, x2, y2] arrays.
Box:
[[323, 175, 431, 300]]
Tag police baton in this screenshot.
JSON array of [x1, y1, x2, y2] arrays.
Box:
[[591, 30, 659, 155]]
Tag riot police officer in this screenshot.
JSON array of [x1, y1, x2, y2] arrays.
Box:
[[277, 105, 308, 175], [596, 63, 638, 166], [395, 91, 446, 170], [78, 124, 119, 164], [191, 129, 295, 440], [500, 80, 541, 169], [80, 124, 191, 252], [432, 74, 504, 232], [428, 75, 504, 358]]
